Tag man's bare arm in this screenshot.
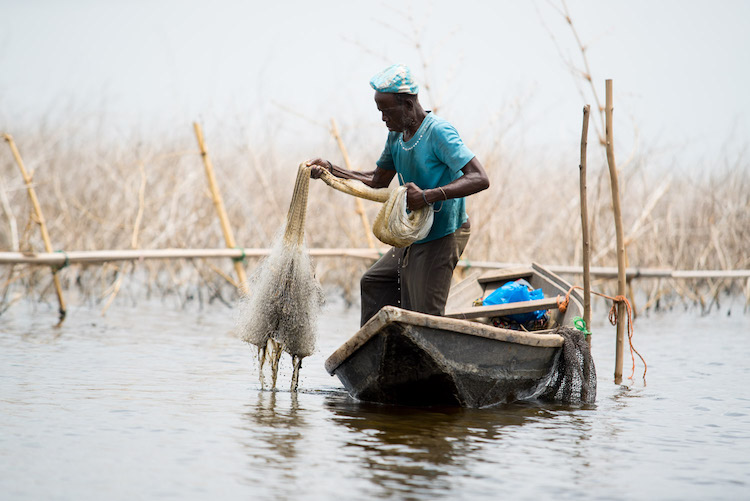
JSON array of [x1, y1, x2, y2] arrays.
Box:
[[404, 156, 490, 210], [306, 158, 395, 189]]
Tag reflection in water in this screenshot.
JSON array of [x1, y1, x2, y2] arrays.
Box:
[[239, 389, 306, 494], [324, 395, 576, 499]]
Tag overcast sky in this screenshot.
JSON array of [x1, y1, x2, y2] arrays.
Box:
[[1, 0, 748, 169]]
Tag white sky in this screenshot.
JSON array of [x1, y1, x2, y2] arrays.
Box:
[[1, 0, 749, 170]]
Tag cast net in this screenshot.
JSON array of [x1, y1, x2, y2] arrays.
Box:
[[237, 163, 434, 391], [238, 164, 324, 391], [534, 326, 597, 404]]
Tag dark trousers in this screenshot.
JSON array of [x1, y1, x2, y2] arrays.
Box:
[[360, 226, 470, 326]]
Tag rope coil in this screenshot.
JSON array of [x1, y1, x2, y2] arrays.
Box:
[[317, 169, 433, 247]]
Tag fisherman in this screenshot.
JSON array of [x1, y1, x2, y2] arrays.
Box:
[[308, 64, 489, 326]]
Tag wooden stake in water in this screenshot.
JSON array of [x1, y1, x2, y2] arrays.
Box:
[[604, 80, 627, 383], [579, 105, 592, 347], [193, 122, 248, 293], [3, 133, 67, 320]]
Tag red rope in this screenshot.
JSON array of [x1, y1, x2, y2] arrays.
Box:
[[557, 285, 647, 380]]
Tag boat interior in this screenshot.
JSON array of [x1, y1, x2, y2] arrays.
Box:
[[444, 263, 583, 331]]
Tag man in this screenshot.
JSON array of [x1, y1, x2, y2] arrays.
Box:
[[308, 64, 489, 326]]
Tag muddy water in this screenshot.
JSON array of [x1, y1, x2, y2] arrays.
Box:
[[1, 296, 749, 500]]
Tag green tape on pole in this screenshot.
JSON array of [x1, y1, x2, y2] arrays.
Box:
[[232, 247, 246, 263], [573, 316, 592, 338], [53, 250, 69, 271]]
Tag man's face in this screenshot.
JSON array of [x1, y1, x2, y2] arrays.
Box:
[[374, 92, 407, 132]]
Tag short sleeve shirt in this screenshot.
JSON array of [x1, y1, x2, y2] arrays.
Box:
[[376, 113, 475, 243]]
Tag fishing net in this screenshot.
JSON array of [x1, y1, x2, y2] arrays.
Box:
[[534, 326, 597, 404], [238, 164, 325, 391], [318, 170, 433, 247], [237, 163, 436, 390]]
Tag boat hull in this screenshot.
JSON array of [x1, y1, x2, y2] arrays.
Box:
[[325, 263, 581, 407], [334, 322, 558, 407]]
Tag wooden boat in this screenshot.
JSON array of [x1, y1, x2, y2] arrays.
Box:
[[324, 263, 584, 407]]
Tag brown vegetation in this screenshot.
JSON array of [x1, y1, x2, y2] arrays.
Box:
[[1, 118, 748, 316]]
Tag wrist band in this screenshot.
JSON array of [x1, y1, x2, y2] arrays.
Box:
[[438, 186, 448, 200], [422, 191, 431, 206], [326, 160, 333, 172]]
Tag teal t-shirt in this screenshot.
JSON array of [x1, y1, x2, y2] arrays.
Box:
[[376, 112, 475, 243]]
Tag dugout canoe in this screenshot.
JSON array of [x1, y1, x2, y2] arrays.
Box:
[[324, 263, 584, 407]]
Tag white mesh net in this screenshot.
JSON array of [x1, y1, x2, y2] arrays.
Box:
[[237, 164, 324, 390]]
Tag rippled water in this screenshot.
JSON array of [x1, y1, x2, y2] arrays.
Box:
[[2, 296, 749, 500]]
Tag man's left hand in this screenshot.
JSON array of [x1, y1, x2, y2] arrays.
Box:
[[404, 182, 427, 211]]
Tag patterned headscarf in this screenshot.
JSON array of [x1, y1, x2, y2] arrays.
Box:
[[369, 64, 419, 95]]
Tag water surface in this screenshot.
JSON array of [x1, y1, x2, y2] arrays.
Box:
[[2, 297, 749, 500]]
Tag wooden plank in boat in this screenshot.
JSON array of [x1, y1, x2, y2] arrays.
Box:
[[444, 297, 560, 320], [478, 266, 534, 285], [446, 271, 483, 309]]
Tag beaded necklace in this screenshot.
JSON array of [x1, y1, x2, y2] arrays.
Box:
[[398, 130, 424, 151]]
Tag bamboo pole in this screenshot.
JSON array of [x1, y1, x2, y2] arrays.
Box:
[[0, 248, 382, 265], [604, 80, 627, 383], [579, 105, 592, 347], [3, 250, 749, 279], [330, 118, 376, 249], [193, 123, 248, 293], [3, 133, 67, 320]]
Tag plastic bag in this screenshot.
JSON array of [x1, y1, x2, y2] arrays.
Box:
[[482, 279, 546, 323]]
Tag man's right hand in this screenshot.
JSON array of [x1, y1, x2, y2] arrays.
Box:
[[305, 158, 331, 179]]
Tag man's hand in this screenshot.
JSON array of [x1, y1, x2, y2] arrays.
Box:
[[305, 158, 331, 179], [404, 182, 428, 211]]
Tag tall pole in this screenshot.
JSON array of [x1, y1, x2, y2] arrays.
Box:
[[330, 119, 376, 249], [604, 80, 627, 383], [3, 134, 67, 320], [579, 105, 592, 347], [193, 123, 248, 293]]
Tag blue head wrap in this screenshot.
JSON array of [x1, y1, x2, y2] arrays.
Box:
[[369, 64, 419, 95]]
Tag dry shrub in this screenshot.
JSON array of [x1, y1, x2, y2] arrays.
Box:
[[1, 121, 748, 314]]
